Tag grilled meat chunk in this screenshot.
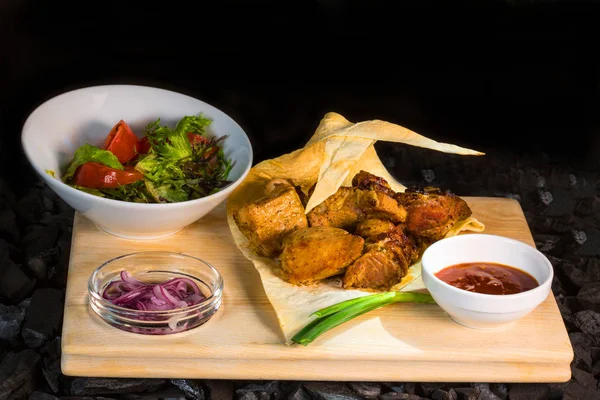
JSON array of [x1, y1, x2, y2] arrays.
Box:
[[394, 186, 472, 242], [265, 178, 310, 207], [355, 218, 396, 241], [307, 187, 366, 230], [352, 170, 397, 197], [307, 187, 406, 230], [343, 225, 420, 290], [365, 190, 407, 222], [234, 180, 308, 258], [279, 227, 365, 285]]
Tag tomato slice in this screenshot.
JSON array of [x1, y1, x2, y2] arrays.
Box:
[[187, 132, 209, 146], [73, 162, 143, 189], [137, 136, 151, 155], [188, 133, 219, 159], [102, 120, 139, 164]]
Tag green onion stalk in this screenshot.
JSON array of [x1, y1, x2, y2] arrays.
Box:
[[291, 292, 436, 346]]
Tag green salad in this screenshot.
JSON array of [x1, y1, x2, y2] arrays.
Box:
[[53, 115, 233, 203]]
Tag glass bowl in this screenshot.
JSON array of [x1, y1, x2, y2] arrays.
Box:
[[88, 251, 223, 335]]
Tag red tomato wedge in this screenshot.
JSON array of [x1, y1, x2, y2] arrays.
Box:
[[73, 162, 143, 189], [102, 120, 139, 163], [137, 136, 151, 155], [188, 133, 219, 159]]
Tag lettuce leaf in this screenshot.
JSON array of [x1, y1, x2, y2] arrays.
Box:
[[144, 115, 211, 160], [63, 144, 123, 182]]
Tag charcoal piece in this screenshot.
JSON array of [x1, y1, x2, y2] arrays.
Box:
[[548, 167, 574, 188], [533, 233, 562, 255], [546, 383, 567, 400], [301, 382, 363, 400], [0, 349, 42, 400], [169, 380, 205, 400], [236, 381, 280, 400], [41, 189, 56, 212], [593, 359, 600, 378], [60, 397, 117, 400], [21, 288, 63, 348], [122, 387, 187, 400], [42, 339, 62, 394], [42, 359, 61, 393], [27, 257, 47, 280], [541, 188, 576, 217], [49, 230, 71, 285], [430, 389, 456, 400], [585, 258, 600, 282], [555, 295, 577, 330], [472, 384, 500, 400], [551, 275, 566, 297], [68, 378, 166, 396], [575, 228, 600, 257], [574, 197, 595, 216], [489, 383, 508, 400], [0, 209, 19, 243], [378, 393, 424, 400], [348, 382, 381, 398], [0, 177, 15, 209], [236, 392, 258, 400], [570, 332, 593, 370], [23, 224, 59, 279], [286, 385, 312, 400], [0, 256, 35, 303], [29, 391, 59, 400], [506, 383, 551, 400], [0, 302, 26, 340], [571, 366, 598, 391], [41, 336, 62, 361], [453, 387, 478, 400], [15, 188, 44, 224], [575, 310, 600, 344], [205, 380, 233, 400], [578, 282, 600, 312], [561, 261, 589, 291], [563, 380, 600, 400], [379, 383, 404, 394]]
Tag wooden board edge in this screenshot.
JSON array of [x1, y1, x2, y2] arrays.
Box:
[[61, 354, 573, 383]]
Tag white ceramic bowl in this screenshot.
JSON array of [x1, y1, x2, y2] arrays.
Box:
[[421, 233, 553, 330], [21, 85, 253, 240]]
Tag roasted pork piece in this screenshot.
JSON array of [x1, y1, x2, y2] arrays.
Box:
[[355, 218, 396, 241], [279, 227, 365, 285], [234, 180, 308, 257], [307, 187, 406, 230], [343, 225, 420, 290], [395, 186, 472, 242], [352, 170, 396, 198]]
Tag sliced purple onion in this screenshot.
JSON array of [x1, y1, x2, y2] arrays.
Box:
[[102, 270, 206, 312]]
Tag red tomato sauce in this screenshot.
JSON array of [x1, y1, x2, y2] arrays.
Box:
[[434, 262, 539, 295]]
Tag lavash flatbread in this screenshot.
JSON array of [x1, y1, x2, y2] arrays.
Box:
[[226, 112, 485, 344]]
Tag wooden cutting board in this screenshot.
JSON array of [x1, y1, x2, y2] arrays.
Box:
[[61, 197, 574, 382]]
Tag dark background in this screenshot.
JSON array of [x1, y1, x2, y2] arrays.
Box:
[[2, 0, 600, 191]]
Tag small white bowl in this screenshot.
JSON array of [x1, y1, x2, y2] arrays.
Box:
[[21, 85, 253, 240], [421, 233, 553, 330]]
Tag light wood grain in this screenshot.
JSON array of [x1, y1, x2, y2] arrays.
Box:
[[61, 197, 574, 382]]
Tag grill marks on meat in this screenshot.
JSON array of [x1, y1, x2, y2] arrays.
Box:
[[395, 186, 473, 242]]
